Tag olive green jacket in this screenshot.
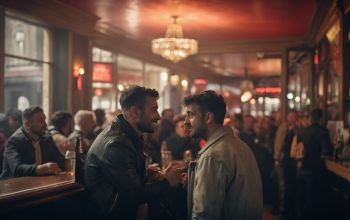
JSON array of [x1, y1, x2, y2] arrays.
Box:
[[188, 126, 263, 220]]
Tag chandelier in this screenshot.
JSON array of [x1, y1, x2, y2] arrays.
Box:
[[152, 15, 198, 63]]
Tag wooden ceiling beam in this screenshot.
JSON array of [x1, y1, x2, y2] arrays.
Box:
[[1, 0, 98, 36], [197, 37, 306, 54], [305, 0, 337, 46]]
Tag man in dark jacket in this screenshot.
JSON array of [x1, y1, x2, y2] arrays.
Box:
[[84, 86, 180, 219], [1, 106, 65, 179], [298, 108, 332, 220]]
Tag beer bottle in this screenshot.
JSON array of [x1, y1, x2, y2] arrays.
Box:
[[74, 137, 83, 183]]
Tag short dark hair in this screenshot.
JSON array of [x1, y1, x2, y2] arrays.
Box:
[[119, 86, 159, 111], [311, 108, 323, 123], [162, 108, 173, 117], [183, 90, 226, 124], [6, 108, 23, 125], [94, 108, 105, 126], [22, 106, 44, 121], [51, 111, 73, 131]]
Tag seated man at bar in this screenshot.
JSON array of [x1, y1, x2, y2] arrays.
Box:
[[0, 106, 65, 179], [68, 110, 97, 157]]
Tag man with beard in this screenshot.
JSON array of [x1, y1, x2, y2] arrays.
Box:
[[1, 106, 65, 179], [84, 86, 181, 219], [184, 91, 263, 220]]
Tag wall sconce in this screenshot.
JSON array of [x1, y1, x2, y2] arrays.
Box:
[[73, 66, 85, 92], [79, 67, 85, 75], [73, 67, 85, 78]]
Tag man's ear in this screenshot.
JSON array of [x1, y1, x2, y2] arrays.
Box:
[[130, 106, 141, 118], [205, 112, 214, 124]]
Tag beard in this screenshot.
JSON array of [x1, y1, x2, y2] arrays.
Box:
[[136, 111, 156, 133], [190, 120, 207, 139], [31, 126, 46, 137], [136, 120, 154, 133]]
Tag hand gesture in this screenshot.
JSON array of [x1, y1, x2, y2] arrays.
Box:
[[163, 164, 181, 187], [147, 163, 163, 181]]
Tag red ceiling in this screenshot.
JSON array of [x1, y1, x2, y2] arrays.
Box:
[[59, 0, 317, 43]]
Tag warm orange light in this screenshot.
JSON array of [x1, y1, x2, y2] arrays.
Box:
[[194, 79, 207, 85], [94, 88, 103, 96], [314, 53, 319, 65], [73, 67, 80, 78], [255, 87, 281, 93], [93, 63, 113, 82], [77, 76, 83, 91], [79, 67, 85, 75]]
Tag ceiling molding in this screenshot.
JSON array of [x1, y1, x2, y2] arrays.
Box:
[[1, 0, 99, 36], [306, 0, 338, 46], [197, 37, 306, 54]]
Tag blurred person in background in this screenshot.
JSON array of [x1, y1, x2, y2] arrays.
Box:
[[5, 108, 22, 137], [274, 110, 299, 220], [93, 108, 106, 136], [68, 110, 97, 156], [166, 114, 194, 160], [240, 114, 257, 151], [297, 108, 332, 220], [1, 106, 65, 179], [0, 113, 8, 171], [159, 108, 175, 143], [48, 111, 74, 155], [144, 124, 162, 165]]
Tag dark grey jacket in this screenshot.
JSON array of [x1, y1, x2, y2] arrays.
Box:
[[1, 127, 65, 178], [84, 114, 171, 219]]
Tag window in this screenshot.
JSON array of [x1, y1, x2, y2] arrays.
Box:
[[4, 16, 52, 116], [92, 47, 116, 111], [144, 63, 170, 113]]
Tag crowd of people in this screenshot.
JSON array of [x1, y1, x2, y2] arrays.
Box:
[[0, 85, 334, 220], [224, 107, 333, 220]]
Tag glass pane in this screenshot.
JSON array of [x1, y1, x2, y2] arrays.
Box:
[[92, 47, 114, 63], [92, 89, 116, 111], [5, 17, 50, 62], [116, 55, 143, 109], [145, 63, 169, 112], [117, 54, 143, 85], [287, 51, 311, 111], [4, 57, 48, 112]]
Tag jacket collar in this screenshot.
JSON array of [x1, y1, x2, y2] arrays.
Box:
[[20, 127, 50, 142], [115, 114, 144, 149], [197, 126, 232, 159]]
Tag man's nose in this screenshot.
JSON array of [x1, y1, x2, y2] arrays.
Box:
[[184, 116, 190, 125]]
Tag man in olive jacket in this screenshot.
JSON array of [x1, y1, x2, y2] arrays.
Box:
[[184, 91, 263, 220], [84, 86, 180, 219]]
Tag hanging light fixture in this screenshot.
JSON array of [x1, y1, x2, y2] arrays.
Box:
[[240, 68, 255, 102], [152, 15, 198, 63]]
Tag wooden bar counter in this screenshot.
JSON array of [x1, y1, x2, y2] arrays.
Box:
[[325, 159, 350, 182], [325, 159, 350, 220], [0, 174, 85, 217]]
